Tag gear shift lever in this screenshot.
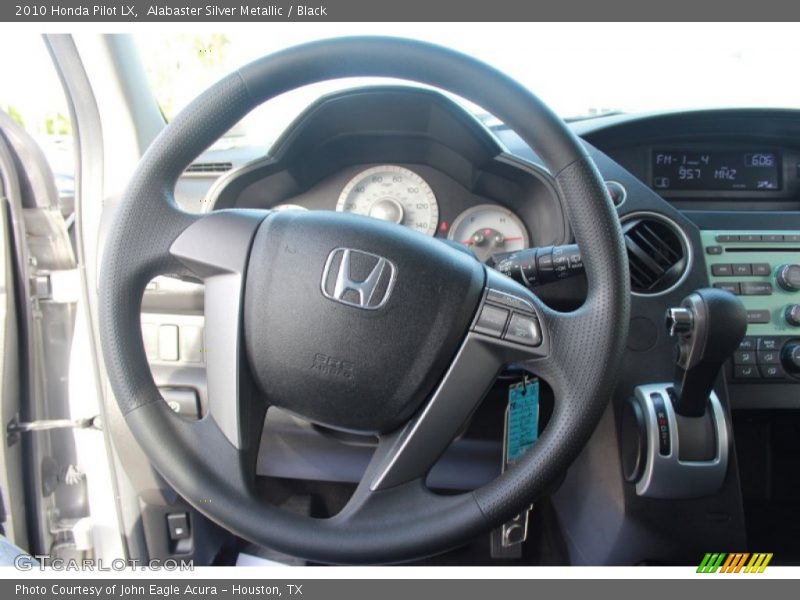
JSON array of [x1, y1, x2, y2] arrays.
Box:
[[665, 288, 747, 418], [622, 288, 745, 498]]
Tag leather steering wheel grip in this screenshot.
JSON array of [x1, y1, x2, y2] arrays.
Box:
[[98, 37, 629, 562]]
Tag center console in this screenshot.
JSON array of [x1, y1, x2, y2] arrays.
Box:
[[701, 230, 800, 559]]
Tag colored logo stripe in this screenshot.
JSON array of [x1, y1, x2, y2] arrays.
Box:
[[744, 553, 773, 573], [697, 552, 773, 573], [697, 553, 726, 573], [721, 553, 749, 573]]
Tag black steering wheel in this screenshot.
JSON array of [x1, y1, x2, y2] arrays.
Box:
[[99, 37, 630, 564]]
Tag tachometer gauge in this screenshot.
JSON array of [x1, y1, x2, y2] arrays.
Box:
[[336, 165, 439, 236], [448, 204, 530, 263]]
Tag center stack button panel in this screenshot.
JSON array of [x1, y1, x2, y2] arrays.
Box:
[[702, 231, 800, 383]]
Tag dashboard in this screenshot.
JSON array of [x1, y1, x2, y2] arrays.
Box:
[[149, 90, 800, 565], [166, 97, 800, 413], [557, 113, 800, 395], [170, 95, 800, 407]]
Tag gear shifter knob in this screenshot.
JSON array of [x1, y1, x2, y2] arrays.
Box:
[[667, 288, 747, 417]]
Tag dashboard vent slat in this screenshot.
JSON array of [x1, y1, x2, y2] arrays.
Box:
[[185, 161, 233, 174], [623, 216, 688, 295]]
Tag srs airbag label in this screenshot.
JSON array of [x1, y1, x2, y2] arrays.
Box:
[[506, 379, 539, 463], [310, 352, 354, 379]]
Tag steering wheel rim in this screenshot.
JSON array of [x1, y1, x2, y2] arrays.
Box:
[[99, 37, 630, 564]]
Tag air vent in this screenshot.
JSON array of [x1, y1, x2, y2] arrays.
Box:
[[622, 214, 689, 295], [184, 161, 232, 174]]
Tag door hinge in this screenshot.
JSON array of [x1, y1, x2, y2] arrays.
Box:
[[6, 415, 101, 446]]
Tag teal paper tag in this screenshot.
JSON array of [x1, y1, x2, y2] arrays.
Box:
[[506, 379, 539, 464]]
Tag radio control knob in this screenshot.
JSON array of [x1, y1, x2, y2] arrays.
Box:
[[776, 264, 800, 291], [786, 305, 800, 327], [782, 342, 800, 374]]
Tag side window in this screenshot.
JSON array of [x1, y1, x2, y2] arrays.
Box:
[[0, 34, 75, 220]]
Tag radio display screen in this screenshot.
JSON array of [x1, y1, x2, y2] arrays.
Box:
[[652, 150, 781, 191]]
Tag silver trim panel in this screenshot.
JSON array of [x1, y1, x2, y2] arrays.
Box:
[[633, 383, 729, 499], [170, 211, 267, 448]]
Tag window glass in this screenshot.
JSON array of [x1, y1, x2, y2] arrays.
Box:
[[133, 24, 800, 148], [0, 34, 75, 212]]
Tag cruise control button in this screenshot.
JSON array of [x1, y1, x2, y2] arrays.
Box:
[[474, 305, 509, 338], [711, 264, 733, 276], [503, 313, 542, 346], [752, 263, 771, 276], [757, 350, 780, 365], [734, 365, 759, 379], [732, 264, 752, 276], [759, 364, 784, 379], [746, 310, 771, 324], [740, 282, 773, 296], [486, 289, 534, 313]]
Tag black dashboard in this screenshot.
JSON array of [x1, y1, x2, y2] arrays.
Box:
[[167, 95, 800, 407], [149, 88, 800, 565], [168, 90, 800, 416]]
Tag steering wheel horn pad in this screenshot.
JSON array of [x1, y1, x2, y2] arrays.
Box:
[[99, 37, 630, 563], [243, 210, 484, 434]]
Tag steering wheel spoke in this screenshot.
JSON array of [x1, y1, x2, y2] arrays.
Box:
[[169, 210, 269, 449], [365, 274, 549, 490], [364, 334, 505, 492], [324, 273, 551, 534]]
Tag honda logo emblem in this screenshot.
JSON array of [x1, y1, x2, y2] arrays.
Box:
[[321, 248, 396, 310]]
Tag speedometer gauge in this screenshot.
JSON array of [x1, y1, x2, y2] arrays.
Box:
[[448, 204, 530, 263], [336, 165, 439, 236]]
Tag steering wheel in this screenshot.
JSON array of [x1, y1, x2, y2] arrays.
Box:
[[99, 37, 629, 564]]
